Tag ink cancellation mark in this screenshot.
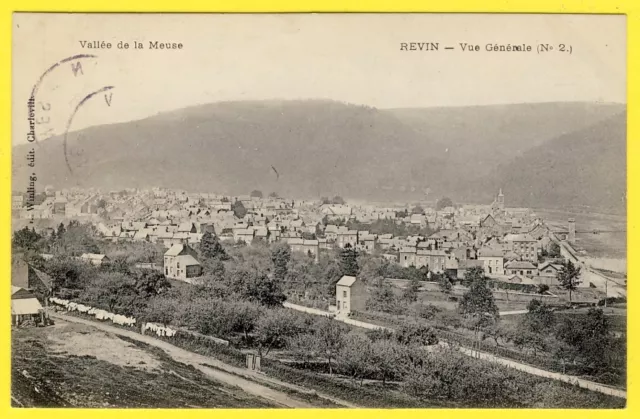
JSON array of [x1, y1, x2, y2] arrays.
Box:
[[30, 54, 116, 176]]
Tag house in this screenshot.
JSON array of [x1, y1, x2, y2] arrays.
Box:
[[177, 222, 197, 234], [505, 233, 539, 262], [234, 228, 255, 243], [358, 234, 377, 252], [409, 214, 427, 228], [416, 249, 448, 272], [456, 259, 485, 279], [336, 230, 358, 249], [538, 261, 564, 277], [12, 286, 46, 326], [477, 248, 505, 276], [335, 275, 367, 316], [133, 229, 151, 241], [80, 253, 110, 266], [504, 260, 538, 277], [254, 226, 269, 242], [399, 247, 417, 267], [163, 244, 203, 282], [321, 204, 352, 219]]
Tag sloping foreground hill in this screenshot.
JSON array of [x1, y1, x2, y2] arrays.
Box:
[[12, 100, 626, 210]]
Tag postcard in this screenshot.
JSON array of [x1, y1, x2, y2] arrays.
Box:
[[10, 13, 626, 408]]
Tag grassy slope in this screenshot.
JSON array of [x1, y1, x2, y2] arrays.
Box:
[[11, 327, 274, 408]]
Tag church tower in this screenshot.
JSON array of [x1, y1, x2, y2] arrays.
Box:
[[497, 188, 504, 210]]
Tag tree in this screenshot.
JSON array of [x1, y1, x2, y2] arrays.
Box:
[[357, 255, 388, 285], [402, 278, 420, 303], [143, 295, 179, 326], [268, 192, 279, 198], [255, 309, 304, 355], [80, 272, 138, 315], [247, 274, 286, 307], [225, 300, 263, 341], [548, 242, 561, 258], [339, 244, 358, 276], [52, 222, 100, 256], [411, 205, 424, 215], [57, 222, 66, 238], [250, 190, 263, 198], [435, 272, 453, 293], [395, 321, 438, 346], [555, 308, 613, 371], [371, 339, 405, 385], [12, 226, 42, 251], [287, 333, 319, 365], [461, 265, 485, 287], [271, 242, 292, 282], [332, 196, 345, 205], [133, 269, 171, 300], [232, 200, 247, 218], [321, 197, 331, 205], [45, 255, 97, 292], [557, 260, 582, 304], [200, 231, 227, 260], [366, 281, 402, 314], [313, 317, 348, 374], [523, 299, 555, 334], [96, 199, 107, 209], [436, 197, 454, 210], [337, 332, 375, 385], [458, 273, 499, 341], [537, 284, 550, 300]]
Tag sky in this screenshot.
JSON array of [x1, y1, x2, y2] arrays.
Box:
[[12, 13, 626, 145]]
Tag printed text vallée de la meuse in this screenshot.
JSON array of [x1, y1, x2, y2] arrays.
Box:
[[79, 40, 183, 50]]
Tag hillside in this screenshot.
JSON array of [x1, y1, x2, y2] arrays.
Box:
[[388, 102, 625, 191], [12, 100, 626, 210], [474, 111, 627, 212]]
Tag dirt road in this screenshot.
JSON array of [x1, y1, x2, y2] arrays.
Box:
[[49, 313, 345, 408]]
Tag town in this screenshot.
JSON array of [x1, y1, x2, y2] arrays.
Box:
[[11, 184, 627, 408]]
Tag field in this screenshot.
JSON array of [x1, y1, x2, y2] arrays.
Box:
[[11, 321, 277, 408]]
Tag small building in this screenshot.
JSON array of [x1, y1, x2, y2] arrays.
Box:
[[538, 261, 564, 278], [505, 260, 538, 277], [80, 253, 110, 266], [335, 275, 367, 316], [11, 286, 46, 326], [477, 248, 505, 276], [163, 243, 203, 282]]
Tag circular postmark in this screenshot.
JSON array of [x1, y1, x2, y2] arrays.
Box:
[[30, 54, 116, 176]]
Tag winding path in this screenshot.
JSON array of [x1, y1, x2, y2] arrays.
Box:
[[49, 313, 355, 408]]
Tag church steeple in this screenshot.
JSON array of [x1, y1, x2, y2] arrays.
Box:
[[496, 188, 504, 210]]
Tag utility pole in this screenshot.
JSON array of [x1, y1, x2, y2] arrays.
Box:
[[605, 277, 608, 308]]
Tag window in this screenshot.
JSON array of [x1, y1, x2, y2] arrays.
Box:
[[165, 267, 168, 275], [177, 262, 180, 268], [527, 270, 532, 274], [343, 290, 347, 298]]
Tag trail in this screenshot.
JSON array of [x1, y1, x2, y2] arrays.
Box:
[[283, 302, 626, 399], [49, 313, 355, 408]]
